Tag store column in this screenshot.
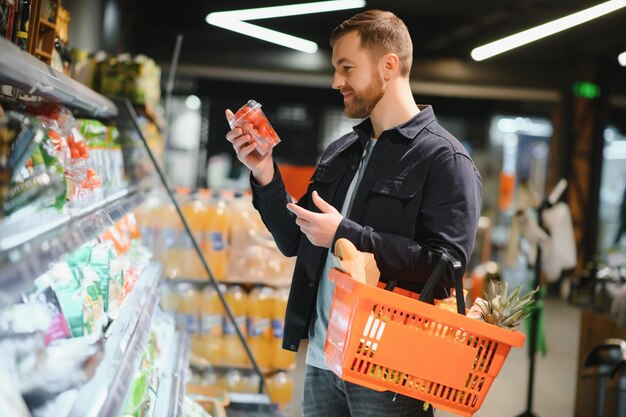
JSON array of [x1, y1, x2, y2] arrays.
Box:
[[559, 62, 609, 272]]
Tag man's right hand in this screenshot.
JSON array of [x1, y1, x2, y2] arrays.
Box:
[[225, 109, 275, 186]]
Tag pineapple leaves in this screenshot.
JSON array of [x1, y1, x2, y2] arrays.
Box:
[[479, 281, 539, 329]]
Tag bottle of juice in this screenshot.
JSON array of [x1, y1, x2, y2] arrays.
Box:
[[267, 371, 294, 412], [175, 188, 195, 279], [134, 199, 157, 251], [181, 194, 208, 279], [177, 283, 202, 357], [201, 283, 224, 364], [227, 193, 245, 281], [271, 287, 296, 370], [204, 191, 230, 281], [244, 371, 262, 394], [159, 200, 182, 279], [247, 285, 274, 370], [222, 285, 249, 366], [224, 369, 245, 393]]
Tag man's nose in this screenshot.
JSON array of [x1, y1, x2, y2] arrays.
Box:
[[331, 73, 344, 90]]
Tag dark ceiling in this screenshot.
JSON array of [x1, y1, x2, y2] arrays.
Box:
[[124, 0, 626, 94]]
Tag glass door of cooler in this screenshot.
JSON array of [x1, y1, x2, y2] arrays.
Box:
[[0, 35, 269, 417], [120, 96, 297, 415], [144, 184, 298, 416]]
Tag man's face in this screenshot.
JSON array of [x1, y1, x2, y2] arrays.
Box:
[[331, 31, 385, 119]]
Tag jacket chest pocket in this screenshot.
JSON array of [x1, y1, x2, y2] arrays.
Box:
[[308, 164, 341, 200], [365, 177, 423, 236]]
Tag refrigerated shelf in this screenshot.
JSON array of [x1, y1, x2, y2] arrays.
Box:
[[0, 37, 117, 118], [65, 262, 162, 417], [0, 187, 146, 303], [154, 330, 190, 417]]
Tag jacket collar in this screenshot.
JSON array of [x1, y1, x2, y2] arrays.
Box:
[[352, 105, 435, 144]]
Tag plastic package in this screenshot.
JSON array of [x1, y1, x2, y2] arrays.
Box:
[[228, 100, 280, 155]]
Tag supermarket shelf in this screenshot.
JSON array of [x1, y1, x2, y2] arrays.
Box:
[[171, 276, 293, 289], [190, 362, 296, 375], [154, 330, 190, 417], [0, 188, 145, 304], [66, 262, 163, 417], [226, 392, 274, 417], [0, 37, 117, 118]]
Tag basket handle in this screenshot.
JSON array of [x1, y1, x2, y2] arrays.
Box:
[[384, 253, 466, 315]]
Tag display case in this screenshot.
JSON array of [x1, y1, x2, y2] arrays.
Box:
[[0, 36, 269, 417]]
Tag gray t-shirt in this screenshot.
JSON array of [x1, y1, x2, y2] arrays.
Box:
[[306, 137, 377, 369]]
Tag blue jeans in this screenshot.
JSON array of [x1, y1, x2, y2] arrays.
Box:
[[301, 365, 435, 417]]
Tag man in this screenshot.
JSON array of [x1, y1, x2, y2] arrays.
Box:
[[225, 10, 482, 417]]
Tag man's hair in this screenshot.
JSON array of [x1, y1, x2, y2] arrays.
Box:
[[330, 10, 413, 77]]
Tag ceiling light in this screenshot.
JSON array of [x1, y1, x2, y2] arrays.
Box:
[[207, 17, 319, 53], [208, 0, 366, 21], [619, 51, 626, 66], [206, 0, 366, 54], [471, 0, 626, 61]]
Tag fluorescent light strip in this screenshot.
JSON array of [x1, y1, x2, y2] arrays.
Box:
[[206, 0, 365, 54], [207, 16, 319, 53], [619, 51, 626, 66], [472, 0, 626, 61], [208, 0, 366, 21]]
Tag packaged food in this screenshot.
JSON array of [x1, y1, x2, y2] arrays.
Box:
[[28, 274, 72, 345], [228, 100, 280, 155]]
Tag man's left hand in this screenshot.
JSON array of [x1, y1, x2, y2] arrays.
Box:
[[286, 191, 343, 248]]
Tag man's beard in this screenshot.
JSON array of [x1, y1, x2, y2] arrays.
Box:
[[344, 74, 385, 119]]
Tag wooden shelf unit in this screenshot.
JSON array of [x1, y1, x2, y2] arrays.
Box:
[[27, 0, 60, 65]]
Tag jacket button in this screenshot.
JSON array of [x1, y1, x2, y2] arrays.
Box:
[[308, 282, 315, 288], [350, 164, 357, 171], [290, 344, 297, 350]]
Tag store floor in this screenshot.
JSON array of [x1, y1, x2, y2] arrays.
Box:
[[288, 296, 581, 417]]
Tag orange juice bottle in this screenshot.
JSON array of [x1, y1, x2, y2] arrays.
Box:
[[204, 191, 230, 281], [134, 201, 156, 250], [201, 284, 225, 364], [224, 369, 245, 393], [222, 285, 249, 366], [247, 286, 274, 370], [267, 371, 294, 408], [160, 201, 183, 279], [176, 189, 196, 279], [177, 283, 202, 355], [271, 287, 296, 370], [181, 195, 209, 279], [244, 371, 262, 394]]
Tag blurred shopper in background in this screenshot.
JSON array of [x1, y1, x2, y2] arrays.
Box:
[[225, 9, 482, 417]]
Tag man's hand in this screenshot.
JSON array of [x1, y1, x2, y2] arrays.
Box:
[[225, 109, 274, 186], [286, 191, 343, 248]]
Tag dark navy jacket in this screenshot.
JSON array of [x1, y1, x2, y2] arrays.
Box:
[[251, 106, 483, 352]]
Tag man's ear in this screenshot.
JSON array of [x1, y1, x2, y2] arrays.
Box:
[[382, 53, 400, 80]]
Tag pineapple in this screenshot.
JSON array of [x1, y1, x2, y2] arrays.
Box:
[[475, 281, 538, 329]]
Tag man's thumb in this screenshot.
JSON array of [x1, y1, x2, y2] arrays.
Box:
[[312, 191, 334, 213]]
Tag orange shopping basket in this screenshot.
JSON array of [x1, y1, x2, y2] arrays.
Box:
[[324, 254, 525, 417]]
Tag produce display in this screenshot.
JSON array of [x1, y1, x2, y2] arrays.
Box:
[[0, 103, 127, 220], [0, 212, 153, 416]]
